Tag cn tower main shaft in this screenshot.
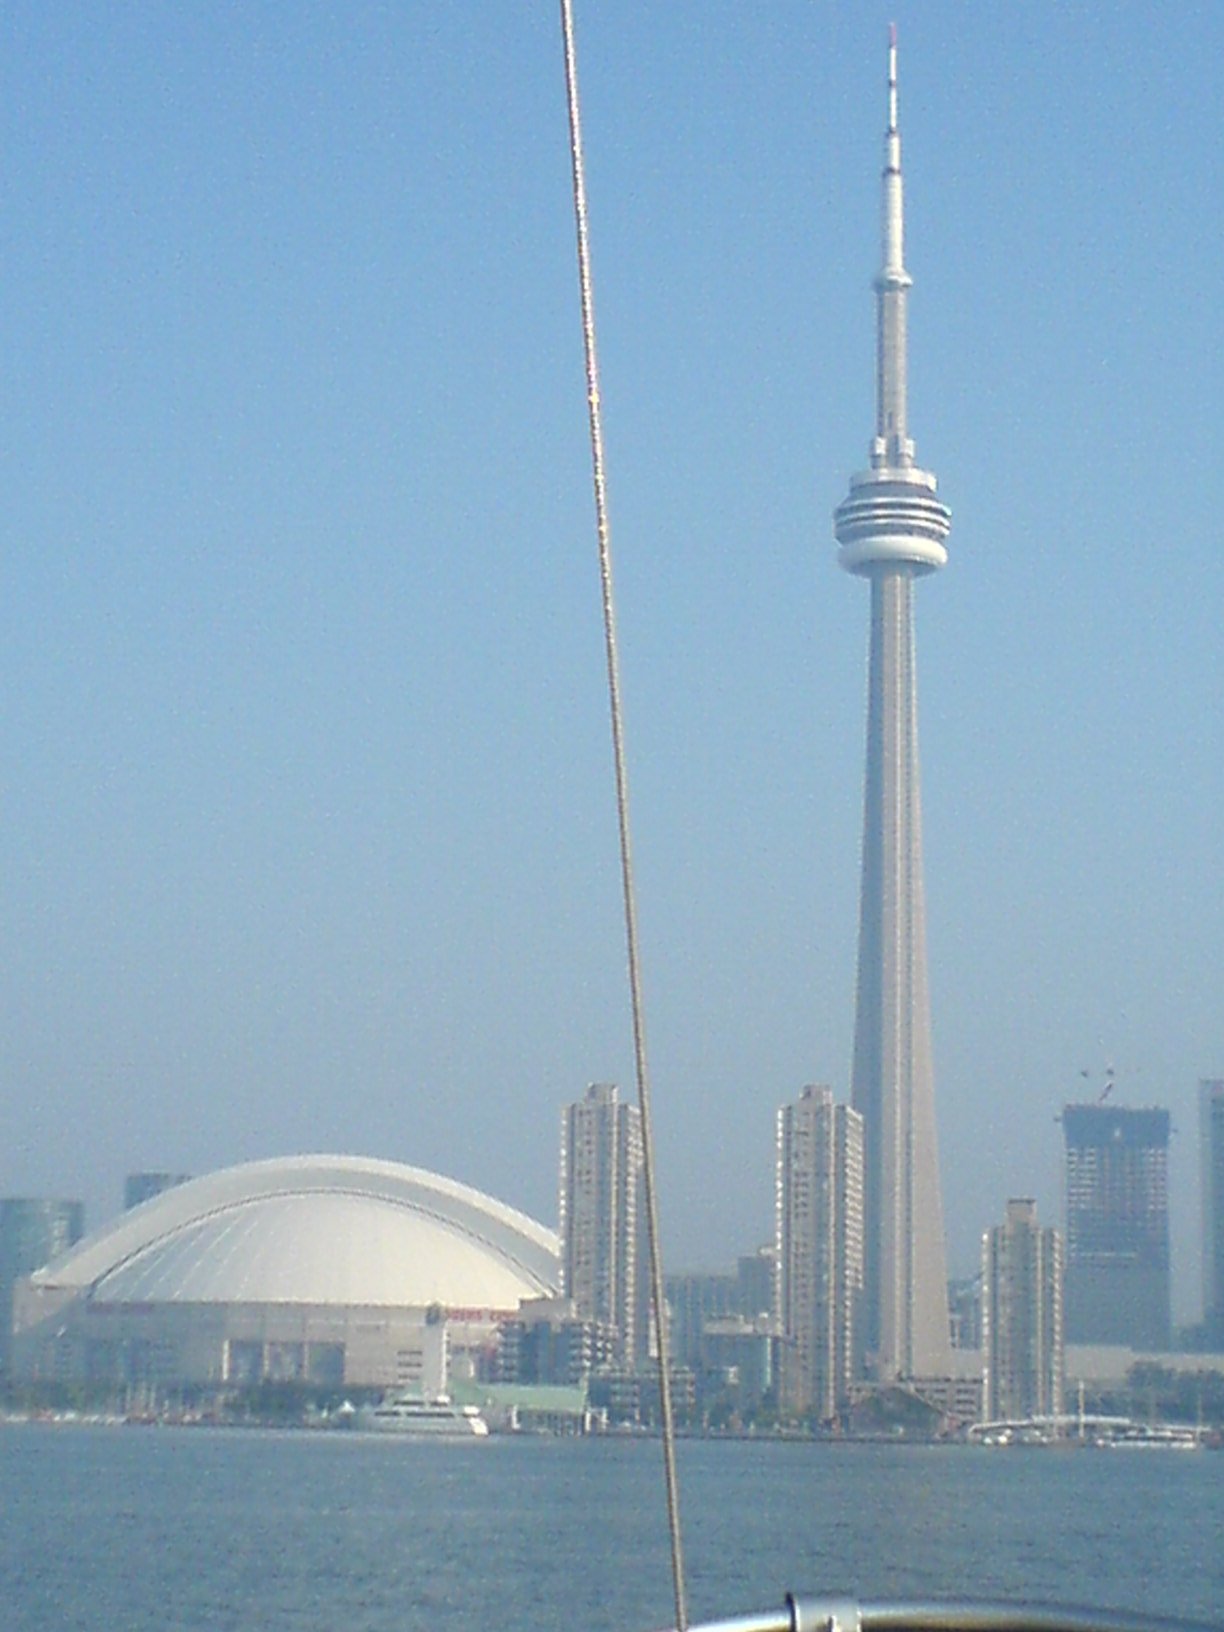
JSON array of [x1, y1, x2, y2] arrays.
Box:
[[834, 30, 953, 1382]]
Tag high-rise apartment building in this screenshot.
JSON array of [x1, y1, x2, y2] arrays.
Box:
[[1202, 1079, 1224, 1346], [558, 1083, 643, 1362], [834, 31, 953, 1382], [775, 1085, 864, 1421], [1063, 1103, 1171, 1350], [982, 1199, 1064, 1423], [0, 1197, 85, 1377]]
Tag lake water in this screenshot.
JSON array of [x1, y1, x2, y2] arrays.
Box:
[[1, 1425, 1220, 1632]]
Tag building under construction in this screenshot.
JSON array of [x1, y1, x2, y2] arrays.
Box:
[[1062, 1103, 1170, 1350]]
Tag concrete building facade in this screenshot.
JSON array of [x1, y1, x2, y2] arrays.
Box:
[[699, 1316, 775, 1416], [664, 1272, 738, 1372], [775, 1085, 864, 1421], [982, 1199, 1064, 1422], [833, 32, 954, 1383], [496, 1296, 615, 1388], [558, 1083, 644, 1362], [736, 1246, 776, 1325]]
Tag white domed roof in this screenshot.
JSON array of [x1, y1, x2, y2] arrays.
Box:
[[33, 1156, 559, 1312]]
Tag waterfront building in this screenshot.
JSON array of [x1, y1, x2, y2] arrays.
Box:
[[0, 1197, 85, 1377], [497, 1296, 615, 1388], [736, 1245, 776, 1323], [664, 1272, 738, 1371], [948, 1275, 983, 1352], [558, 1083, 644, 1362], [775, 1085, 864, 1421], [833, 30, 954, 1383], [982, 1199, 1064, 1422], [588, 1359, 696, 1427], [699, 1315, 776, 1417], [904, 1365, 984, 1426], [124, 1172, 191, 1211], [1202, 1079, 1224, 1345], [1063, 1103, 1171, 1349], [11, 1156, 558, 1389]]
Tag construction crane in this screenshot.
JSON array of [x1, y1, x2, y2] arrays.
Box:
[[1078, 1064, 1117, 1105]]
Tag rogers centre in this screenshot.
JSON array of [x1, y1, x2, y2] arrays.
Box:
[[13, 1154, 560, 1389]]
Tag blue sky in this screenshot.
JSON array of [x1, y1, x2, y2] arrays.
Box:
[[2, 4, 1221, 1319]]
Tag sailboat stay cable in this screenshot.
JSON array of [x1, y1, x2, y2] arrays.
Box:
[[558, 5, 688, 1629]]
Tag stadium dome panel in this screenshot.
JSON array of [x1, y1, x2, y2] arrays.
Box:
[[91, 1190, 546, 1310]]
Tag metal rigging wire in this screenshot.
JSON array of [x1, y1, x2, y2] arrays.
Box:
[[557, 4, 689, 1628]]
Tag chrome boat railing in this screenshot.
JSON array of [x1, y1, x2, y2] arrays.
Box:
[[669, 1599, 1221, 1632]]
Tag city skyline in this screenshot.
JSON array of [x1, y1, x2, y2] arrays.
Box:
[[2, 7, 1221, 1318]]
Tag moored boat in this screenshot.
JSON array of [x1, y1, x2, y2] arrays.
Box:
[[358, 1394, 490, 1438]]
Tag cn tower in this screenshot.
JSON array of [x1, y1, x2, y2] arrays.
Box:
[[834, 29, 953, 1382]]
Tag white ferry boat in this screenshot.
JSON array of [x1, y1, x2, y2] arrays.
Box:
[[358, 1394, 490, 1438]]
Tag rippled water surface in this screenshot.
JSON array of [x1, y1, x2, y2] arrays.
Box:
[[2, 1425, 1220, 1632]]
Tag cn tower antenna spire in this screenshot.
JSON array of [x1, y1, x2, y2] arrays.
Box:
[[876, 22, 913, 470]]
